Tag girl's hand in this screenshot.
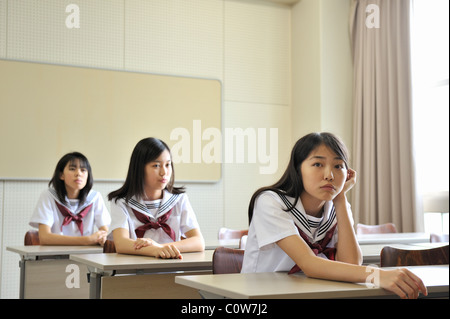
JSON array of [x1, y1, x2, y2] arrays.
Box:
[[342, 168, 357, 194], [154, 243, 182, 259], [89, 230, 108, 246], [378, 268, 428, 299], [134, 239, 182, 259], [134, 238, 155, 250], [333, 168, 357, 204]]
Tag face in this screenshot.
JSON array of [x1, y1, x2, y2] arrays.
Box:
[[143, 149, 172, 199], [300, 144, 348, 205], [60, 159, 88, 198]]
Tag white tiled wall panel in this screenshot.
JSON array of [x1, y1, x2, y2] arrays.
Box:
[[124, 0, 223, 80], [182, 182, 224, 241], [7, 0, 124, 69], [224, 0, 290, 105], [0, 0, 6, 58], [1, 181, 47, 298]]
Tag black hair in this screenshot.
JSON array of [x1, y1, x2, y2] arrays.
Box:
[[49, 152, 93, 205], [247, 132, 349, 223], [108, 137, 184, 203]]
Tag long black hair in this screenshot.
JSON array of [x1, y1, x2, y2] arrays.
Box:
[[248, 132, 349, 223], [49, 152, 93, 205], [108, 137, 184, 203]]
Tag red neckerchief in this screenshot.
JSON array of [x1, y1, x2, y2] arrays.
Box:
[[55, 201, 93, 236], [288, 224, 337, 274], [132, 208, 176, 241]]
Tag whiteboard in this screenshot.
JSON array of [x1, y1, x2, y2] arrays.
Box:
[[0, 60, 221, 181]]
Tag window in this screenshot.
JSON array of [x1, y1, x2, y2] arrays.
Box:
[[411, 0, 449, 233]]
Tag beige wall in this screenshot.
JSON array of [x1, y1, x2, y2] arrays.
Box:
[[292, 0, 353, 155], [0, 0, 352, 298]]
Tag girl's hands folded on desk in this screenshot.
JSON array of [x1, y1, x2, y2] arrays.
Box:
[[156, 243, 182, 259], [134, 238, 155, 250], [134, 238, 182, 259], [89, 230, 108, 246]]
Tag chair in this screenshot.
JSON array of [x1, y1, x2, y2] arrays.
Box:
[[430, 233, 449, 243], [356, 223, 398, 235], [239, 235, 248, 250], [24, 230, 40, 245], [380, 244, 449, 267], [103, 239, 116, 253], [212, 246, 245, 274], [218, 227, 248, 240]]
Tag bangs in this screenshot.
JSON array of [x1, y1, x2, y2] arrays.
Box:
[[68, 157, 88, 169], [324, 141, 349, 168]]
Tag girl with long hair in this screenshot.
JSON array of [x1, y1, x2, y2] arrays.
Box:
[[30, 152, 110, 245], [242, 132, 427, 299], [108, 137, 204, 259]]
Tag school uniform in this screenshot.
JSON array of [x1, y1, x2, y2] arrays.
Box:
[[241, 190, 354, 273], [30, 188, 111, 236], [108, 190, 200, 243]]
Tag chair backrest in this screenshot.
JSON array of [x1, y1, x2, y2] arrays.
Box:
[[103, 240, 116, 253], [430, 233, 449, 243], [239, 235, 248, 250], [218, 227, 248, 240], [356, 223, 398, 235], [24, 230, 40, 245], [380, 244, 449, 267], [212, 246, 245, 274]]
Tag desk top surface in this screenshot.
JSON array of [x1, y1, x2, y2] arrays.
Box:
[[357, 232, 430, 245], [70, 250, 215, 271], [175, 265, 449, 299], [6, 245, 103, 257], [205, 239, 240, 250]]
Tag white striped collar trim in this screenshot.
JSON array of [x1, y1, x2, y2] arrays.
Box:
[[277, 193, 336, 242], [48, 188, 97, 214], [128, 190, 181, 220]]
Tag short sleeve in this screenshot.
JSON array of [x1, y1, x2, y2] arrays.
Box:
[[178, 194, 200, 235], [29, 190, 55, 229], [252, 191, 298, 249], [108, 200, 131, 233], [92, 193, 111, 228]]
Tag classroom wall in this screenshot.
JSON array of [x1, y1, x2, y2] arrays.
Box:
[[0, 0, 352, 298], [291, 0, 353, 154]]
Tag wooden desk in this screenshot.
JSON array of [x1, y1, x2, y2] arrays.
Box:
[[175, 265, 449, 299], [357, 232, 430, 245], [6, 245, 103, 299], [70, 250, 214, 299]]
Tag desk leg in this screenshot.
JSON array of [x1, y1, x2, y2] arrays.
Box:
[[18, 259, 26, 299], [89, 272, 102, 299]]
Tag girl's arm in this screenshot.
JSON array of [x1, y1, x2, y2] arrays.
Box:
[[112, 228, 182, 259], [174, 228, 205, 252], [134, 228, 205, 253], [333, 168, 362, 264], [334, 199, 362, 264], [38, 224, 108, 246], [277, 234, 428, 299]]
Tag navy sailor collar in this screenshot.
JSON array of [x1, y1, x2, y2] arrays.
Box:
[[277, 193, 337, 243], [48, 188, 97, 215], [127, 190, 181, 220]]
